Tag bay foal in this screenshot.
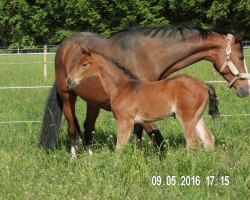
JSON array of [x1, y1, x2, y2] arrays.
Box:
[[66, 44, 220, 154]]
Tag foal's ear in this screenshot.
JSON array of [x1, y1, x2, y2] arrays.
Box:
[[234, 32, 245, 43], [79, 43, 92, 55]]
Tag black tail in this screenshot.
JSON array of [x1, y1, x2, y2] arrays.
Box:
[[39, 82, 63, 149], [206, 83, 220, 119]]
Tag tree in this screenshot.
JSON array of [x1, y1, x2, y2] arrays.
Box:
[[167, 0, 250, 34], [0, 0, 249, 47]]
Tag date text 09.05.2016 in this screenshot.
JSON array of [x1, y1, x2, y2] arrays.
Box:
[[151, 176, 229, 186]]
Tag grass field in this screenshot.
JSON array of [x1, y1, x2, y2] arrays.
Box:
[[0, 50, 249, 199]]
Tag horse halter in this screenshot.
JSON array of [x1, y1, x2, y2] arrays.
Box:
[[219, 34, 250, 87]]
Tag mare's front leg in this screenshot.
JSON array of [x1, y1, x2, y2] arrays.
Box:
[[116, 118, 134, 150], [84, 103, 100, 155], [60, 91, 79, 158], [133, 123, 143, 147]]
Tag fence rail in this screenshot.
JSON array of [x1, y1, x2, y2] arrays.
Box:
[[0, 45, 58, 54], [0, 46, 249, 124], [1, 113, 250, 124], [0, 80, 231, 90], [0, 82, 249, 124], [243, 41, 250, 48], [0, 86, 52, 90]]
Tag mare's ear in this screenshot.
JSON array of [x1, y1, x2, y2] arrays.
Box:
[[79, 43, 92, 55], [234, 32, 245, 43]]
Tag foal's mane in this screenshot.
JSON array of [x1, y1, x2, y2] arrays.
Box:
[[111, 24, 232, 40], [95, 51, 139, 80]]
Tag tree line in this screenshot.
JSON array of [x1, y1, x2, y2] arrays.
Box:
[[0, 0, 249, 48]]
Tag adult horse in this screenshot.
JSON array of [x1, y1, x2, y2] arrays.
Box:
[[39, 25, 250, 155]]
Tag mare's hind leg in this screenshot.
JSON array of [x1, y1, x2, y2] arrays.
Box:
[[84, 103, 100, 155], [196, 117, 215, 150], [134, 123, 165, 151], [177, 110, 200, 149], [142, 123, 165, 151], [61, 92, 79, 158]]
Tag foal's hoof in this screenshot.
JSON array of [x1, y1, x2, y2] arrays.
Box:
[[186, 144, 201, 151], [71, 155, 77, 161], [204, 145, 215, 151]]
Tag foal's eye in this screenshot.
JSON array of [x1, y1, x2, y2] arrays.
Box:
[[82, 63, 88, 67]]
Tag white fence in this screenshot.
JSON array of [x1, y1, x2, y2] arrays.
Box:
[[0, 46, 250, 124], [243, 41, 250, 48], [0, 45, 58, 54]]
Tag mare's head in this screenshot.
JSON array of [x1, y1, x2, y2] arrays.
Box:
[[211, 32, 250, 97], [66, 44, 98, 89]]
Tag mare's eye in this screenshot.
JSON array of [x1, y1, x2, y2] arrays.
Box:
[[239, 56, 244, 60]]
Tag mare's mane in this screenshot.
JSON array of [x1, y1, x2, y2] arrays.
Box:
[[111, 24, 232, 40]]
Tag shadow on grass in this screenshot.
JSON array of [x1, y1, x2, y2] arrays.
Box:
[[53, 128, 223, 155], [55, 129, 117, 153]]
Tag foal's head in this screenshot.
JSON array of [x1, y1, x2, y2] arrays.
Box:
[[210, 32, 250, 97], [66, 44, 99, 89]]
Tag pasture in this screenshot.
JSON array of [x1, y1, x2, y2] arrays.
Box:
[[0, 50, 249, 199]]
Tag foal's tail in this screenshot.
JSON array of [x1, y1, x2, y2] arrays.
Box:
[[39, 82, 63, 149], [205, 83, 220, 119]]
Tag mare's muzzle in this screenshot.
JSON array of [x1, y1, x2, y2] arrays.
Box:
[[236, 84, 250, 97], [220, 34, 250, 95]]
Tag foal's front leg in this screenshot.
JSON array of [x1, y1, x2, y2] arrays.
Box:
[[116, 118, 134, 150]]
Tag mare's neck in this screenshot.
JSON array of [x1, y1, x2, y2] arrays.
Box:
[[157, 33, 224, 79], [106, 32, 225, 81]]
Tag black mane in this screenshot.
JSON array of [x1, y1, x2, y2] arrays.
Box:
[[96, 51, 139, 80], [144, 25, 225, 40], [111, 24, 233, 40], [108, 57, 139, 80]]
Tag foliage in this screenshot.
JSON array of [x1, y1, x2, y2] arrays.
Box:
[[0, 0, 249, 47], [168, 0, 250, 31]]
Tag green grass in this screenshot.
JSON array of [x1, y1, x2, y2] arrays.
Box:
[[0, 50, 249, 199]]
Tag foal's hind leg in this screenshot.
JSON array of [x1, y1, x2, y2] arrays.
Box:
[[84, 103, 100, 155], [196, 118, 215, 150], [177, 110, 200, 150], [61, 92, 79, 158]]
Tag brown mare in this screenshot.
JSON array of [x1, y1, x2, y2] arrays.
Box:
[[66, 44, 220, 157], [39, 25, 250, 155]]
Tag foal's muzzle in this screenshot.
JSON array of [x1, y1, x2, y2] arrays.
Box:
[[66, 77, 77, 90], [66, 78, 72, 86]]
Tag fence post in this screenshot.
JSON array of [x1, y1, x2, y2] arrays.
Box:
[[44, 45, 47, 80]]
